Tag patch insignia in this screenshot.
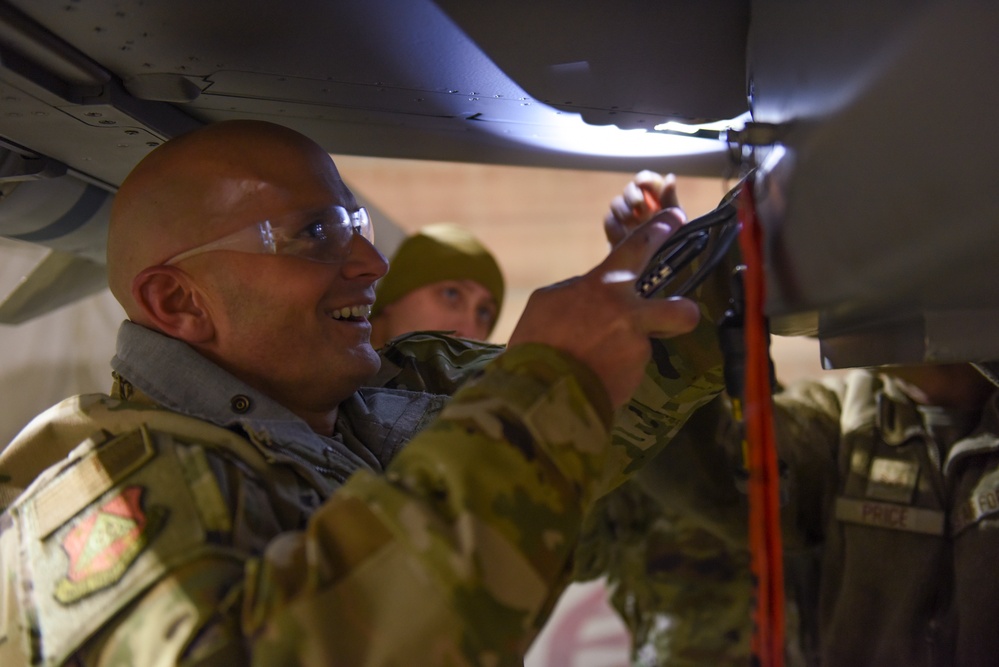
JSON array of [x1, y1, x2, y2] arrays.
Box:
[[953, 467, 999, 535], [54, 485, 166, 604], [865, 457, 920, 504]]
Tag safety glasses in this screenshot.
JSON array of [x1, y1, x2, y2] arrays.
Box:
[[164, 205, 373, 265]]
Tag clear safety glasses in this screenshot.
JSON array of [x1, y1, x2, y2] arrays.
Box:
[[164, 205, 373, 265]]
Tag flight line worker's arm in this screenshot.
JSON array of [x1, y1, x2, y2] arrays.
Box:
[[0, 218, 722, 666], [600, 170, 843, 550], [602, 172, 736, 486], [567, 172, 756, 667]]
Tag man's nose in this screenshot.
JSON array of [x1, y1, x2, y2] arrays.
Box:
[[342, 234, 388, 280], [454, 313, 490, 341]]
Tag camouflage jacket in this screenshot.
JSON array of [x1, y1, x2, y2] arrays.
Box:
[[0, 317, 724, 666], [593, 368, 999, 667]]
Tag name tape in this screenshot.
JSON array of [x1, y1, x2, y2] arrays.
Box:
[[835, 497, 945, 536]]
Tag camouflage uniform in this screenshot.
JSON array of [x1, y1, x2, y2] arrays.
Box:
[[0, 314, 724, 666], [575, 479, 753, 667], [569, 251, 758, 667], [593, 365, 999, 667]]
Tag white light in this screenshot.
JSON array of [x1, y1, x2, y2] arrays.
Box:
[[506, 118, 724, 158], [653, 113, 752, 135], [654, 122, 701, 135], [474, 108, 753, 159], [477, 105, 735, 159]]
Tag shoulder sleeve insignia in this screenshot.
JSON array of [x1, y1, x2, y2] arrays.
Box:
[[55, 485, 166, 604]]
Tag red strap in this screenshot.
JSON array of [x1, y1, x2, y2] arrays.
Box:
[[738, 177, 785, 667]]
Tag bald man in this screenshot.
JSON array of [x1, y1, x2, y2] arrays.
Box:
[[0, 121, 724, 666]]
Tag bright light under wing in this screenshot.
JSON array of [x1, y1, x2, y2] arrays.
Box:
[[412, 1, 746, 159], [475, 104, 742, 159]]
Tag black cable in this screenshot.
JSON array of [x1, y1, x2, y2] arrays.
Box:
[[635, 177, 745, 299]]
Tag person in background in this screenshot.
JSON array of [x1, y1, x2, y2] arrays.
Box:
[[369, 223, 504, 347], [0, 122, 719, 666], [591, 170, 999, 667]]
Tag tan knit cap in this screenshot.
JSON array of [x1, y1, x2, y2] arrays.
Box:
[[372, 223, 505, 330]]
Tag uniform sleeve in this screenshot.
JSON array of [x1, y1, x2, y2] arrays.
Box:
[[373, 332, 504, 395], [242, 333, 747, 665], [238, 343, 618, 665], [574, 378, 844, 666], [575, 479, 755, 666], [606, 255, 732, 491], [626, 377, 845, 547], [564, 234, 844, 664], [606, 232, 845, 546]]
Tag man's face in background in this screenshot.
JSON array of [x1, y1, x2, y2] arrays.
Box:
[[372, 278, 498, 344]]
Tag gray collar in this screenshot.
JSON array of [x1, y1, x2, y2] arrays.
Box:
[[110, 321, 427, 487], [112, 320, 309, 430]]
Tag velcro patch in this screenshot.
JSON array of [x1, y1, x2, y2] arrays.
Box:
[[20, 431, 212, 665], [952, 467, 999, 535], [865, 457, 919, 504], [54, 485, 166, 604], [34, 427, 155, 540]]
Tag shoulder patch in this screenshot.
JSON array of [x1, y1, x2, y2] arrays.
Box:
[[15, 429, 223, 664], [54, 485, 166, 604]]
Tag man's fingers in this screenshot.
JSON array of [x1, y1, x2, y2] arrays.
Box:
[[656, 173, 679, 210], [610, 194, 632, 222], [515, 198, 703, 407], [603, 172, 686, 250], [633, 170, 666, 196], [623, 181, 646, 210], [632, 171, 679, 211], [600, 215, 684, 275], [637, 296, 701, 338], [603, 212, 626, 247]]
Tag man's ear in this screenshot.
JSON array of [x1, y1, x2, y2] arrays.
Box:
[[131, 266, 215, 343]]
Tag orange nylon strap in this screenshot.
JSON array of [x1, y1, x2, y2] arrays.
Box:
[[738, 176, 785, 667]]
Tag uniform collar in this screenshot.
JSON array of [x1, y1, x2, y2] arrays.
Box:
[[875, 378, 927, 447], [110, 321, 385, 484], [109, 321, 450, 486], [111, 320, 305, 430]]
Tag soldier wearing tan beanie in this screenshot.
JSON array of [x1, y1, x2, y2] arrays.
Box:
[[370, 223, 505, 347]]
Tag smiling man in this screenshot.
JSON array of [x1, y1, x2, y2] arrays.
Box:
[[0, 120, 723, 666], [106, 120, 387, 436]]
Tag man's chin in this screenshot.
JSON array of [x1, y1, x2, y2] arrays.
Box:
[[341, 344, 382, 383]]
